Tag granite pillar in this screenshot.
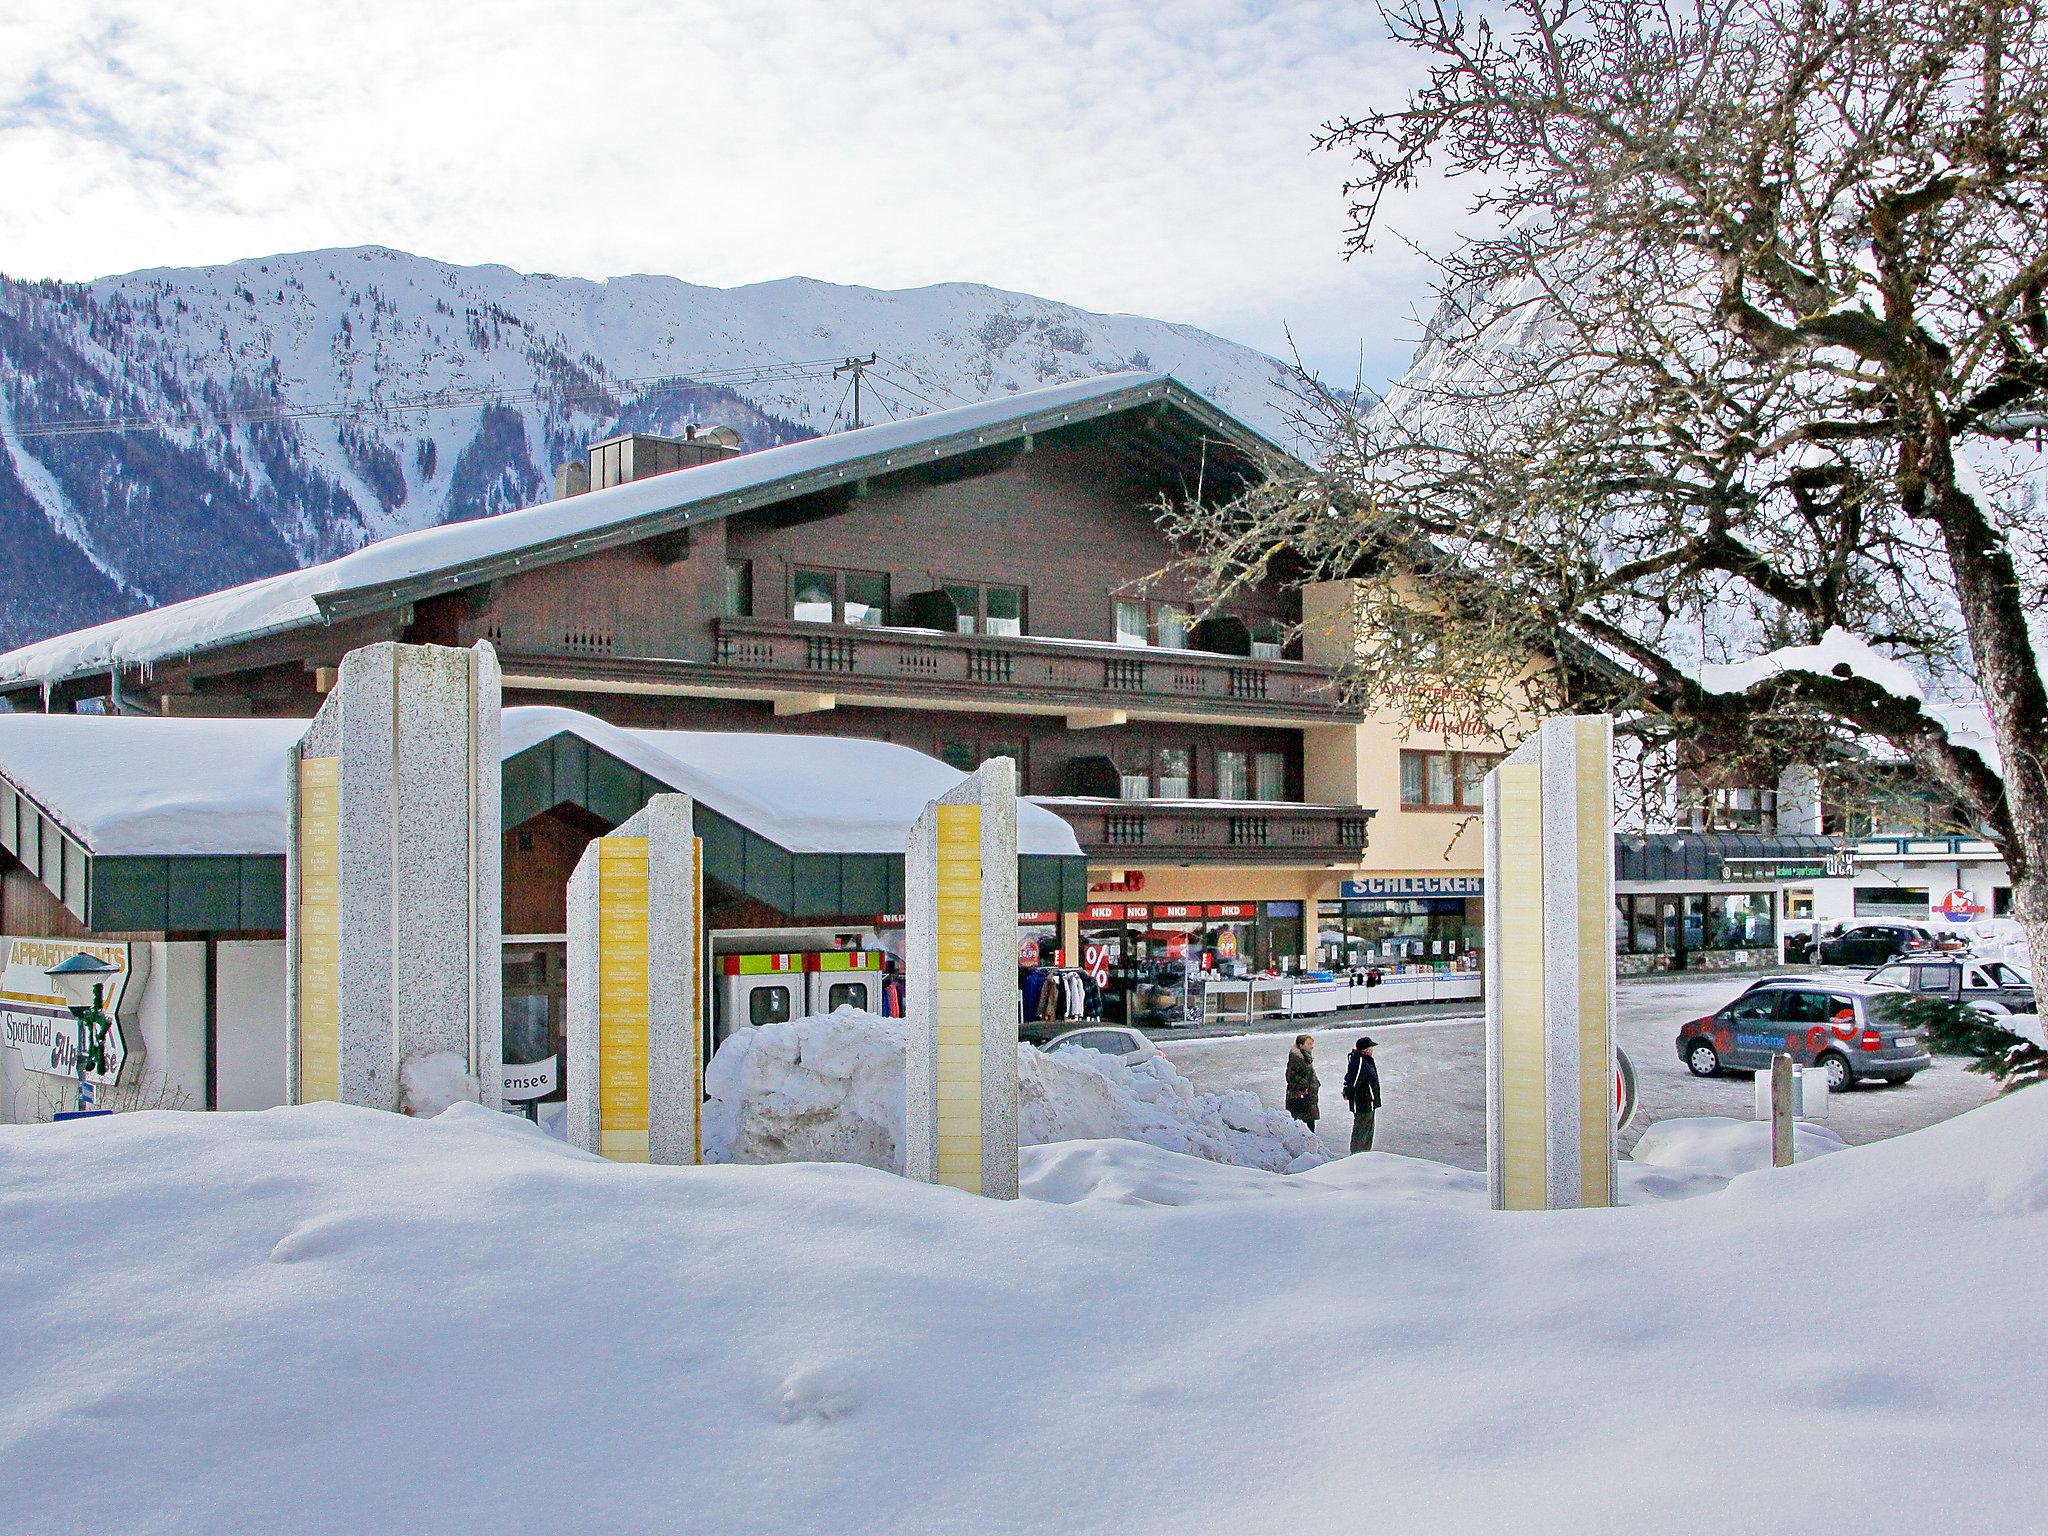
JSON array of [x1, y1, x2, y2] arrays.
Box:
[[286, 641, 503, 1112]]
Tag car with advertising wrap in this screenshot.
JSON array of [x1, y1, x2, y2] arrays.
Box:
[[1676, 978, 1934, 1090], [1866, 957, 2035, 1015]]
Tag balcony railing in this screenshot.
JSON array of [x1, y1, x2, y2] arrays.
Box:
[[705, 617, 1347, 719], [1037, 798, 1374, 864]]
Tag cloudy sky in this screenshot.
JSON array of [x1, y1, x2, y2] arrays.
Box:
[[1, 1, 1466, 387]]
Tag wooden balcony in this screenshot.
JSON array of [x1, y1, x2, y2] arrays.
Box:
[[1036, 798, 1374, 866], [702, 617, 1350, 723]]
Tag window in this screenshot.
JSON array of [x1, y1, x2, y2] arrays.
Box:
[[842, 571, 888, 627], [1156, 746, 1192, 798], [1707, 892, 1773, 949], [1854, 886, 1929, 917], [793, 568, 837, 623], [1994, 887, 2013, 916], [1723, 994, 1777, 1023], [827, 982, 868, 1011], [1400, 750, 1500, 809], [943, 582, 1026, 636], [748, 985, 794, 1026], [1217, 750, 1250, 801], [793, 568, 890, 627], [1868, 964, 1912, 988], [1119, 745, 1194, 800], [939, 737, 1024, 778], [1254, 751, 1285, 802], [725, 559, 753, 619], [1688, 785, 1778, 832], [1114, 600, 1149, 647], [1774, 990, 1839, 1025], [1112, 599, 1193, 649]]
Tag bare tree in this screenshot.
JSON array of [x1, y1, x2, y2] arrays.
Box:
[[1176, 0, 2048, 966]]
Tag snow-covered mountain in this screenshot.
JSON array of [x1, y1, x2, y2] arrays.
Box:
[[0, 247, 1299, 650]]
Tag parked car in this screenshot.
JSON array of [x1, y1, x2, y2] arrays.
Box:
[[1866, 957, 2035, 1015], [1816, 921, 1967, 966], [1039, 1025, 1159, 1065], [1676, 978, 1934, 1090]]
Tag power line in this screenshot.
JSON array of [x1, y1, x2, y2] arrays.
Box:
[[4, 355, 854, 441], [831, 354, 878, 430]]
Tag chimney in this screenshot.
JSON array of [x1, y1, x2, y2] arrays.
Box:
[[583, 429, 745, 491], [553, 459, 590, 500]]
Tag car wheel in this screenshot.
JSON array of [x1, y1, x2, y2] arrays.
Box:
[[1685, 1040, 1722, 1077], [1819, 1051, 1853, 1092]]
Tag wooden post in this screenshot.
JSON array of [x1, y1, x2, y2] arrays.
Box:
[[1770, 1053, 1796, 1167]]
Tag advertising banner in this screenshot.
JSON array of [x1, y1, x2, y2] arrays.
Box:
[[0, 937, 142, 1086]]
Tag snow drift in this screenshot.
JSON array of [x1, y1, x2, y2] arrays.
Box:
[[703, 1008, 1330, 1173], [1629, 1115, 1849, 1177], [3, 1085, 2044, 1534]]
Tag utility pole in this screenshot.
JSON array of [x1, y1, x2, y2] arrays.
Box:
[[834, 354, 877, 430]]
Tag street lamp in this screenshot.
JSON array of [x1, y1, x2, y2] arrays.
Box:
[[44, 952, 119, 1104]]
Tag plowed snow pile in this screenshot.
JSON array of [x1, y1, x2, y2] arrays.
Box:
[[3, 1071, 2044, 1534], [702, 1009, 1329, 1173]]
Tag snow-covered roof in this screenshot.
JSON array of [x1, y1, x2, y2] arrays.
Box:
[[0, 370, 1259, 690], [0, 707, 1081, 860]]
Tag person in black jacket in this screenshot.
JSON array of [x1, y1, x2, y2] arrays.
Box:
[[1342, 1036, 1381, 1153], [1283, 1035, 1319, 1128]]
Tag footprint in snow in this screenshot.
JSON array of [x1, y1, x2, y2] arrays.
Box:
[[267, 1213, 365, 1264], [776, 1364, 861, 1424]]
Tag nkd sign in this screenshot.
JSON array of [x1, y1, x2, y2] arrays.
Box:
[[0, 937, 143, 1086]]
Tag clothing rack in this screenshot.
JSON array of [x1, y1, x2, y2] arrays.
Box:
[[1021, 965, 1101, 1024]]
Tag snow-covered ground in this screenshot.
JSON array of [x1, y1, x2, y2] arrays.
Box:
[[3, 1085, 2042, 1533], [704, 1009, 1329, 1174]]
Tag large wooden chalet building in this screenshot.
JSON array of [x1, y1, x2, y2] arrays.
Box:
[[0, 374, 1501, 1097]]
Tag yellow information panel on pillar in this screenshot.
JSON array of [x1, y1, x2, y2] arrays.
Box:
[[598, 836, 651, 1162], [1494, 760, 1547, 1210], [295, 756, 341, 1103], [934, 804, 983, 1193], [1483, 715, 1617, 1211]]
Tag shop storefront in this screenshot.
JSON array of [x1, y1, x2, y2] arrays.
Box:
[[1077, 900, 1301, 1024], [1614, 833, 1847, 973], [1316, 876, 1485, 971]]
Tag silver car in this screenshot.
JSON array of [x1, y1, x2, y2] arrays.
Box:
[[1866, 958, 2035, 1016], [1677, 979, 1934, 1090]]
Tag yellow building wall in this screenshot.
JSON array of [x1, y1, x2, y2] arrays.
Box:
[[1300, 578, 1541, 879]]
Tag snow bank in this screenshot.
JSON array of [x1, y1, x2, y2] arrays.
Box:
[[399, 1050, 481, 1118], [1630, 1115, 1849, 1177], [5, 1083, 2046, 1533], [704, 1009, 1330, 1173]]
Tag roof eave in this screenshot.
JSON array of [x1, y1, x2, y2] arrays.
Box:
[[312, 376, 1290, 626]]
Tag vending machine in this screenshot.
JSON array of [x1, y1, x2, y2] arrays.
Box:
[[805, 949, 883, 1014], [717, 953, 802, 1045]]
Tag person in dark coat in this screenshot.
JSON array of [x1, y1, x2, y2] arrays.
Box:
[[1284, 1034, 1320, 1128], [1342, 1036, 1382, 1153]]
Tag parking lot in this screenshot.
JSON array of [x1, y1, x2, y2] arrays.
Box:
[[1156, 967, 2003, 1168]]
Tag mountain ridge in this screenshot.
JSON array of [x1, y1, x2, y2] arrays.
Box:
[[0, 246, 1299, 652]]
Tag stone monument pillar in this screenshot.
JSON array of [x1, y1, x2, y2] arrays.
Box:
[[904, 757, 1020, 1199], [564, 794, 703, 1163], [286, 641, 503, 1112], [1483, 714, 1617, 1210]]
